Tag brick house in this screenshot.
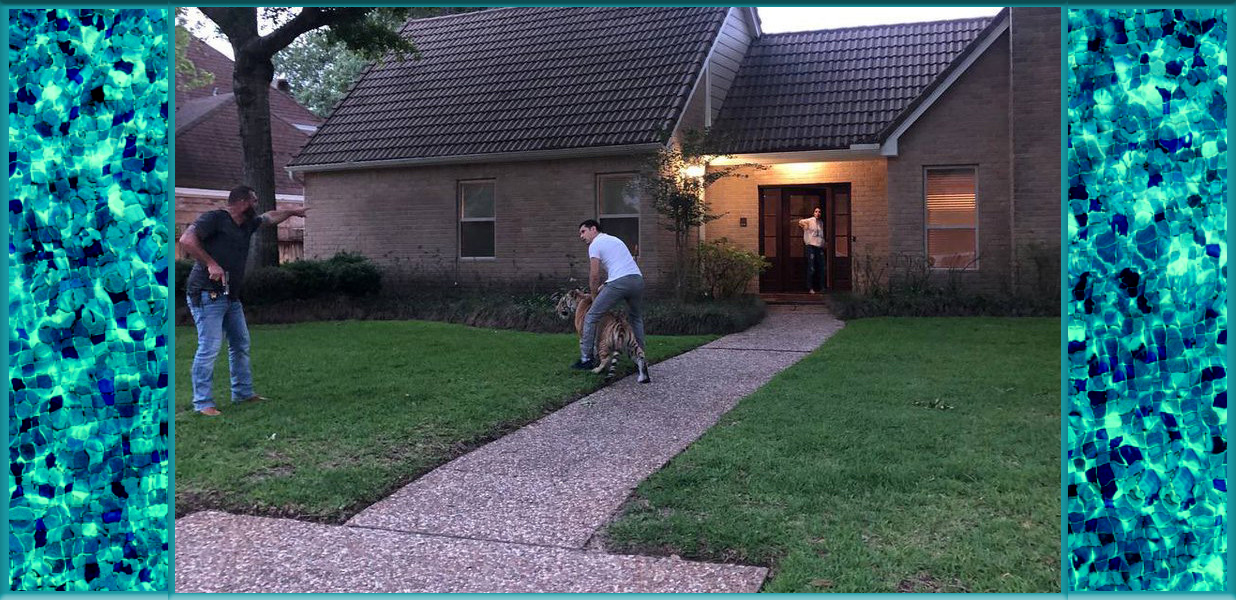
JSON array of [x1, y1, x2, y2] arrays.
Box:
[[175, 35, 321, 263], [288, 7, 1060, 295]]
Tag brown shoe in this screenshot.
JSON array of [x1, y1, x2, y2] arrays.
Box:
[[198, 407, 222, 416], [237, 395, 267, 403]]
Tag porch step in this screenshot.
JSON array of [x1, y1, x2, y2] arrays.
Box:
[[759, 292, 832, 305]]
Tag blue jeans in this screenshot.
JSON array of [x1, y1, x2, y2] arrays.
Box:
[[187, 292, 255, 411], [580, 274, 646, 360], [806, 245, 826, 291]]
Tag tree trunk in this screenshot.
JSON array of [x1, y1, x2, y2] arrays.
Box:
[[233, 51, 280, 271]]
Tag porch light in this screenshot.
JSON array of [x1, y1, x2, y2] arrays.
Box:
[[681, 164, 706, 179]]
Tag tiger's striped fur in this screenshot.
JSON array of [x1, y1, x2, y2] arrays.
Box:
[[554, 288, 650, 383]]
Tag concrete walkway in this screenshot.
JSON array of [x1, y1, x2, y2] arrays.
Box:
[[175, 305, 844, 593]]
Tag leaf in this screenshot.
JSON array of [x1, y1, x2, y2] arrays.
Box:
[[810, 579, 834, 589]]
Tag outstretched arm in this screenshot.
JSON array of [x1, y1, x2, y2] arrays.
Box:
[[259, 206, 309, 228]]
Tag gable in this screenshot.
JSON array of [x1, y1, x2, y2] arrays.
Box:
[[710, 15, 999, 154]]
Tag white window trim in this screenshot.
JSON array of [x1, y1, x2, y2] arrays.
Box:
[[923, 166, 979, 271], [596, 172, 641, 257], [459, 179, 496, 260]]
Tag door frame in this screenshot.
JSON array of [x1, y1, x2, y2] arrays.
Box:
[[757, 183, 852, 293]]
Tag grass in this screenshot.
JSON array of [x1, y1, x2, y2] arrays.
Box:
[[602, 317, 1060, 593], [174, 320, 715, 522]]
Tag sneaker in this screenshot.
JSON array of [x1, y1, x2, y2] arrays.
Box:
[[570, 358, 597, 370], [198, 407, 222, 416]]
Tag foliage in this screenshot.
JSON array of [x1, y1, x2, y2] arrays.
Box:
[[176, 285, 766, 336], [175, 320, 714, 522], [604, 318, 1061, 592], [174, 8, 214, 91], [832, 247, 1059, 318], [273, 8, 486, 117], [636, 128, 764, 298], [175, 258, 193, 300], [177, 253, 383, 306], [690, 238, 769, 300]]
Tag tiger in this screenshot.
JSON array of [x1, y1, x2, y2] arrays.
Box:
[[554, 288, 651, 383]]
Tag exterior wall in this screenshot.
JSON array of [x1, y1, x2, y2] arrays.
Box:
[[303, 154, 680, 291], [886, 30, 1012, 294], [709, 8, 753, 122], [705, 158, 889, 290], [1010, 7, 1062, 291]]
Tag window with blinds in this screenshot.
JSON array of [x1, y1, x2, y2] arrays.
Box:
[[925, 167, 977, 269]]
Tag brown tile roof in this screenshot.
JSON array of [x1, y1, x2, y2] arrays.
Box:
[[291, 6, 728, 167], [180, 36, 323, 129], [711, 14, 1000, 153]]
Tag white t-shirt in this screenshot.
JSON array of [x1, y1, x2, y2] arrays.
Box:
[[588, 233, 642, 282], [799, 217, 825, 247]]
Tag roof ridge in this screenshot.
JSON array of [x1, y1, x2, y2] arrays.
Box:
[[760, 14, 996, 37]]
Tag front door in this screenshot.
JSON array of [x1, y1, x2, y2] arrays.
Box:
[[758, 184, 852, 293]]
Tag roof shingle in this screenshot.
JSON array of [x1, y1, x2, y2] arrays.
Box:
[[291, 6, 728, 167], [711, 16, 997, 153]]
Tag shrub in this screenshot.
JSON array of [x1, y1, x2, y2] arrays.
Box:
[[175, 258, 194, 300], [242, 267, 298, 305], [282, 259, 334, 298], [330, 257, 382, 297], [690, 238, 769, 300]]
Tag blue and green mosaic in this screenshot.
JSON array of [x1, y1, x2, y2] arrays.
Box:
[[8, 8, 169, 591], [1066, 8, 1227, 591]]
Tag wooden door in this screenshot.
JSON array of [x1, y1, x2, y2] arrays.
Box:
[[759, 187, 823, 293], [758, 185, 852, 292]]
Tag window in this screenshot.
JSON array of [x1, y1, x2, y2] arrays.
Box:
[[597, 173, 640, 256], [925, 167, 977, 269], [459, 180, 495, 258]]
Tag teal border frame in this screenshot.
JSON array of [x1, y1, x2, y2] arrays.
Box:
[[2, 1, 1232, 596], [5, 6, 171, 592], [1064, 5, 1229, 593]]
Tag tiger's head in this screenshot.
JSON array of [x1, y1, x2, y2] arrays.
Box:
[[552, 288, 590, 319]]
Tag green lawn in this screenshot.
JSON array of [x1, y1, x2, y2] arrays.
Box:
[[603, 317, 1060, 593], [174, 320, 714, 522]]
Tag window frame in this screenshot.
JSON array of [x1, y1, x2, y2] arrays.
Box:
[[595, 172, 641, 257], [922, 165, 979, 271], [458, 179, 497, 260]]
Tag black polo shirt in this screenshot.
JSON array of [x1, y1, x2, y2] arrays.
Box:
[[185, 209, 264, 303]]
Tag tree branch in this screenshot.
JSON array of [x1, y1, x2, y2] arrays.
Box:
[[257, 7, 371, 58]]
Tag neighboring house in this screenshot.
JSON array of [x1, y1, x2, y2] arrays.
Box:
[[175, 35, 321, 263], [288, 7, 1060, 295]]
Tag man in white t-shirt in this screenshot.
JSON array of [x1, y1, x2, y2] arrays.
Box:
[[573, 220, 649, 382], [797, 207, 827, 293]]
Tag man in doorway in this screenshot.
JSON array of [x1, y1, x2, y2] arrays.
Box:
[[177, 185, 308, 416], [797, 207, 827, 293], [574, 219, 647, 377]]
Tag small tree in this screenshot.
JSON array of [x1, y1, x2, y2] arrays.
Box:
[[636, 129, 762, 299]]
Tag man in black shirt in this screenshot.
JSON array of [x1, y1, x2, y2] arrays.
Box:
[[178, 185, 307, 416]]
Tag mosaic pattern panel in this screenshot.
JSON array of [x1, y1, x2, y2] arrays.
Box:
[[9, 8, 170, 591], [1066, 9, 1227, 591]]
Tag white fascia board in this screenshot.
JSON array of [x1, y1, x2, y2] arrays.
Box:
[[710, 147, 883, 165], [879, 18, 1010, 157], [175, 186, 305, 203], [286, 143, 663, 174]]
